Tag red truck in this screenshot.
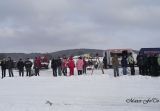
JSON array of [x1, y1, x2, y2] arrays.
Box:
[[40, 56, 49, 69]]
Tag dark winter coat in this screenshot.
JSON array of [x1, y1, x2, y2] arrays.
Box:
[[17, 61, 25, 70], [1, 60, 7, 69], [103, 57, 107, 64], [152, 56, 158, 67], [6, 60, 14, 69], [158, 56, 160, 66], [51, 59, 58, 69], [24, 60, 33, 69], [121, 57, 128, 67], [137, 55, 144, 66], [57, 58, 62, 67]]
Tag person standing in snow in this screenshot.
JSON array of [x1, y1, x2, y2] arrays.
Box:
[[62, 56, 68, 76], [57, 56, 62, 76], [83, 57, 87, 74], [128, 54, 135, 75], [111, 55, 119, 77], [149, 54, 158, 76], [17, 58, 25, 77], [1, 58, 7, 79], [34, 57, 41, 76], [103, 56, 107, 69], [137, 54, 144, 75], [76, 56, 84, 75], [143, 54, 149, 76], [121, 56, 128, 75], [24, 58, 33, 77], [6, 57, 14, 77], [68, 56, 75, 76], [51, 57, 58, 77], [152, 54, 159, 76], [158, 54, 160, 76]]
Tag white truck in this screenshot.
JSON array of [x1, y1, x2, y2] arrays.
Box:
[[103, 49, 134, 68]]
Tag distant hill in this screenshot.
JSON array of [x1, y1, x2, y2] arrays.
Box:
[[0, 49, 104, 60], [0, 49, 139, 61], [50, 49, 104, 57]]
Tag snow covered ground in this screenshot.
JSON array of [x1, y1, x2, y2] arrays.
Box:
[[0, 68, 160, 111]]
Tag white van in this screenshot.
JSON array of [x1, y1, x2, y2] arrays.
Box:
[[103, 49, 133, 68]]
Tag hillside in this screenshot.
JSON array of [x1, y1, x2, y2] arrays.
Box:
[[50, 49, 104, 57], [0, 49, 104, 60]]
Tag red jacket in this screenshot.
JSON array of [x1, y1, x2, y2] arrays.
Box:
[[68, 58, 75, 69], [34, 58, 41, 68]]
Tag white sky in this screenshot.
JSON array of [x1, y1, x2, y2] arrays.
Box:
[[0, 0, 160, 53]]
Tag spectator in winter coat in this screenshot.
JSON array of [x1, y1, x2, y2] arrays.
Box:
[[158, 54, 160, 66], [112, 55, 119, 77], [137, 54, 146, 75], [149, 54, 158, 76], [1, 58, 7, 79], [76, 57, 84, 75], [83, 57, 87, 74], [57, 57, 62, 76], [51, 58, 58, 77], [24, 58, 33, 77], [34, 57, 41, 76], [17, 58, 25, 77], [68, 56, 75, 76], [153, 54, 159, 76], [103, 56, 107, 69], [128, 55, 135, 75], [121, 56, 128, 75], [143, 55, 149, 75], [158, 54, 160, 75], [6, 57, 14, 77], [62, 56, 68, 76]]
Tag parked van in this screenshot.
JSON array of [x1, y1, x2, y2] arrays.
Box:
[[103, 49, 133, 68]]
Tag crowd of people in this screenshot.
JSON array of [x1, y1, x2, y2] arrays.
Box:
[[1, 57, 35, 78], [111, 54, 137, 77], [51, 56, 87, 77], [0, 56, 88, 79], [111, 53, 160, 77], [0, 53, 160, 79], [136, 53, 160, 76]]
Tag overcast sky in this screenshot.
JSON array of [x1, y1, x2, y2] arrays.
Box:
[[0, 0, 160, 53]]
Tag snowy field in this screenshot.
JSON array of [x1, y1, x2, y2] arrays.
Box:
[[0, 68, 160, 111]]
